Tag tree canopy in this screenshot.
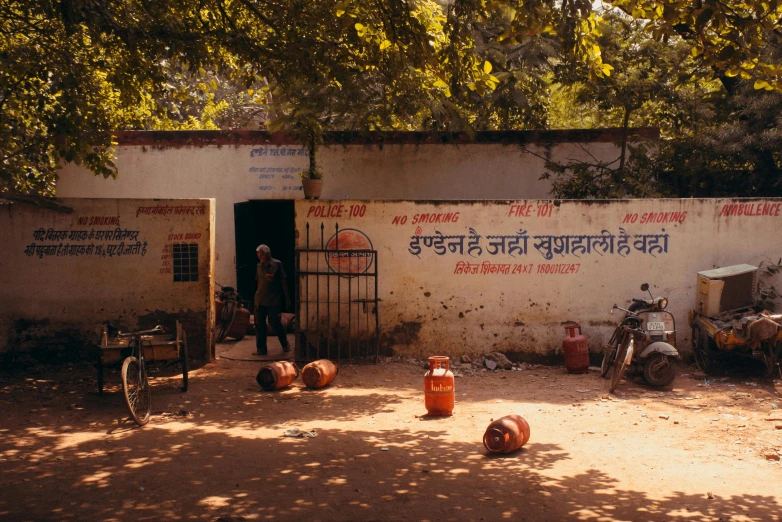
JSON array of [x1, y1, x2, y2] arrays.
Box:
[[1, 0, 780, 195], [543, 12, 781, 198]]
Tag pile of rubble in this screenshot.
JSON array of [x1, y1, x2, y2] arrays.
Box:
[[384, 353, 546, 376], [465, 352, 543, 371]]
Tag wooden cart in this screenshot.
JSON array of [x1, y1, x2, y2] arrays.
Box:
[[97, 321, 188, 394], [689, 307, 782, 377]]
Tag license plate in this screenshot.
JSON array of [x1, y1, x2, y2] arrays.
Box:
[[647, 321, 665, 331]]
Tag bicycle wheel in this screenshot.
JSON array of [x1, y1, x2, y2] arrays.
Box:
[[609, 338, 634, 393], [215, 300, 236, 342], [121, 356, 151, 425], [180, 330, 189, 392], [600, 343, 616, 378]]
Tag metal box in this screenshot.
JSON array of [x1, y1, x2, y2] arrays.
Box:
[[696, 264, 758, 317]]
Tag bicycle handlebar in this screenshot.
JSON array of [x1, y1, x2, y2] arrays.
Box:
[[612, 304, 636, 316], [117, 325, 165, 338]]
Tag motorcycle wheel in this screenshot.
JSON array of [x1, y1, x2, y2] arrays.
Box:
[[643, 352, 676, 387], [600, 343, 615, 379], [609, 338, 633, 393]]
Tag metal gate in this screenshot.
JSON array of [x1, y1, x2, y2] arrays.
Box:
[[295, 223, 379, 364]]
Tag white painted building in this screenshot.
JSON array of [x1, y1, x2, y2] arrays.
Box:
[[56, 129, 655, 290], [294, 198, 782, 359], [55, 129, 776, 361], [0, 198, 215, 360]]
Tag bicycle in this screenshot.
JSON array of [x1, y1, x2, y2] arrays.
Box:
[[608, 323, 648, 393], [117, 325, 165, 426], [214, 284, 250, 342]]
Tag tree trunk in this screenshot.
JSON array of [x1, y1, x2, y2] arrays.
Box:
[[613, 107, 631, 192], [308, 134, 317, 179]]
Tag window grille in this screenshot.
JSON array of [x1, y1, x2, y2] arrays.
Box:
[[173, 243, 198, 282]]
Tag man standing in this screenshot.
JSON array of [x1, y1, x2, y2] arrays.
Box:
[[254, 244, 292, 355]]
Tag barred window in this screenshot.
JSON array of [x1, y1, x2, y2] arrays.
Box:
[[173, 243, 199, 282]]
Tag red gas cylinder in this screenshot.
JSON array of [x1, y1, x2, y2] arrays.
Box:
[[302, 359, 339, 389], [483, 414, 531, 454], [424, 356, 455, 416], [256, 361, 299, 391], [562, 323, 589, 374]]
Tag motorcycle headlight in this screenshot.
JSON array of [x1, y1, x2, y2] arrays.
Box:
[[659, 297, 668, 309]]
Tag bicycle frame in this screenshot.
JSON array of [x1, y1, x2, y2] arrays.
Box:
[[133, 335, 149, 391]]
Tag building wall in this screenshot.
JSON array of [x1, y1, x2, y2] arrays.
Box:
[[295, 198, 782, 359], [0, 198, 215, 362], [56, 130, 652, 287]]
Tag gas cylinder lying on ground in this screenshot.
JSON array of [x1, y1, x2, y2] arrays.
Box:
[[483, 414, 531, 454], [424, 356, 455, 416], [301, 359, 339, 389], [256, 361, 299, 391]]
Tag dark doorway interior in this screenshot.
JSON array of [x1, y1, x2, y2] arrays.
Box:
[[234, 200, 296, 312]]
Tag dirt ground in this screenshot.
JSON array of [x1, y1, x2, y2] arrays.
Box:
[[1, 342, 781, 522]]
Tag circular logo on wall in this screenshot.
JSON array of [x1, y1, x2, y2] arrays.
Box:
[[325, 228, 374, 276]]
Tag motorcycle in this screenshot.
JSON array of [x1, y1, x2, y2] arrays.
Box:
[[214, 284, 251, 342], [601, 283, 680, 392]]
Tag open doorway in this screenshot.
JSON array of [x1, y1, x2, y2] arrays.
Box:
[[234, 200, 296, 311]]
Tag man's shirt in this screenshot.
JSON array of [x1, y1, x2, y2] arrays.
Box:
[[255, 258, 286, 307]]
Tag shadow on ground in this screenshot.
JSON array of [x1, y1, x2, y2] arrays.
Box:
[[0, 360, 780, 521]]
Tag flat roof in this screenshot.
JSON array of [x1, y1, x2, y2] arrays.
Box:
[[109, 127, 660, 147]]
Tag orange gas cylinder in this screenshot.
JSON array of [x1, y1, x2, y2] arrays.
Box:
[[256, 361, 299, 391], [563, 323, 589, 374], [302, 359, 339, 389], [424, 356, 454, 416], [483, 414, 531, 454]]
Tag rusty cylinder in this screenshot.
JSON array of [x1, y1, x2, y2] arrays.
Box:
[[424, 356, 454, 416], [301, 359, 339, 389], [256, 361, 299, 391], [483, 415, 531, 454]]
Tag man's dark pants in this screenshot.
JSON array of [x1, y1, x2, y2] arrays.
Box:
[[255, 305, 289, 354]]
